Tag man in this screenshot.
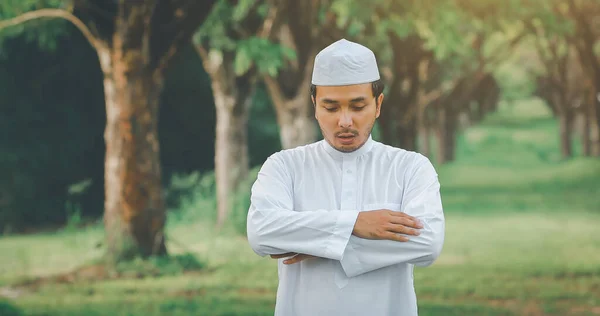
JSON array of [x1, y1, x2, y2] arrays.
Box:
[[246, 38, 445, 316]]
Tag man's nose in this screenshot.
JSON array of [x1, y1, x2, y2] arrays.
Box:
[[338, 111, 353, 128]]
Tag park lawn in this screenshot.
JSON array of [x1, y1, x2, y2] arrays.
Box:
[[1, 211, 600, 316], [1, 98, 600, 315]]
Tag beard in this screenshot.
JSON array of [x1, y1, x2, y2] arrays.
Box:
[[319, 119, 376, 153]]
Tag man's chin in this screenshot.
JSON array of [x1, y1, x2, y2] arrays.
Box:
[[335, 146, 357, 153], [333, 142, 360, 153], [322, 135, 366, 153]]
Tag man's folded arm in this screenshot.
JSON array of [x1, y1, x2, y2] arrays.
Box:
[[340, 156, 446, 278], [246, 154, 359, 261]]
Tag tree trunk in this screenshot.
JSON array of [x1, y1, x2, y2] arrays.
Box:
[[277, 96, 317, 149], [558, 110, 574, 159], [419, 109, 431, 158], [592, 121, 600, 157], [421, 125, 431, 158], [581, 108, 592, 156], [398, 122, 417, 151], [262, 44, 318, 150], [0, 1, 219, 261], [471, 102, 484, 123], [378, 117, 417, 150], [476, 76, 500, 121], [100, 44, 167, 261], [378, 110, 395, 146], [379, 103, 417, 151], [416, 60, 432, 157], [436, 107, 457, 165], [195, 45, 254, 229], [590, 87, 600, 157], [212, 81, 252, 228], [535, 77, 559, 117]]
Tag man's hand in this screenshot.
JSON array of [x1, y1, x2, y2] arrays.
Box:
[[353, 210, 423, 242], [270, 252, 316, 265]]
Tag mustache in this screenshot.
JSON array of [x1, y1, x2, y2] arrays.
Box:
[[335, 129, 359, 136]]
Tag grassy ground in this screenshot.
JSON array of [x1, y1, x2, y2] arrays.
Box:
[[1, 99, 599, 316]]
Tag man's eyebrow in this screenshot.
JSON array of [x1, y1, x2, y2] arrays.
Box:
[[320, 97, 368, 104], [350, 97, 367, 103], [321, 98, 339, 104]]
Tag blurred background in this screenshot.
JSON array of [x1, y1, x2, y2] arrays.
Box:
[[0, 0, 599, 315]]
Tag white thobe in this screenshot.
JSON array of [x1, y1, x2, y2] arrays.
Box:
[[246, 135, 445, 316]]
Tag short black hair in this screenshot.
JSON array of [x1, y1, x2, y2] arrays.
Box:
[[310, 79, 385, 103]]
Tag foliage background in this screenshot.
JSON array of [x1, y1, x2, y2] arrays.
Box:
[[0, 0, 599, 315]]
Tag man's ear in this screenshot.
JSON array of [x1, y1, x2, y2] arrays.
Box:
[[312, 96, 317, 119], [375, 93, 384, 118]]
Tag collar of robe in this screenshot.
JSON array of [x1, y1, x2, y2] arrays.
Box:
[[321, 134, 375, 160]]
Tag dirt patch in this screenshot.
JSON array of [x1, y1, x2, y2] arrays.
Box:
[[0, 287, 25, 299], [550, 270, 600, 280], [418, 294, 551, 316], [11, 264, 112, 289], [167, 288, 207, 298], [521, 300, 544, 316], [570, 306, 600, 315], [1, 262, 217, 299], [461, 297, 543, 315], [0, 264, 112, 298], [486, 298, 520, 309]]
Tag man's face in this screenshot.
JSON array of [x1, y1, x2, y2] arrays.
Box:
[[312, 83, 383, 153]]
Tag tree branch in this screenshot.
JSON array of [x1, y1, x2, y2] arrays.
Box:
[[258, 2, 283, 41], [193, 40, 230, 84], [319, 6, 351, 46], [193, 41, 210, 72], [285, 0, 318, 71], [233, 0, 266, 38], [400, 78, 459, 125], [567, 0, 600, 79], [0, 8, 101, 51], [486, 29, 527, 69], [150, 0, 218, 72], [263, 74, 286, 110]]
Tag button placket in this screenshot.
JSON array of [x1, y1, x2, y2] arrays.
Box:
[[340, 157, 357, 211], [336, 156, 358, 289]]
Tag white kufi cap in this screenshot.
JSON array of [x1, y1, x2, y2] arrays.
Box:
[[311, 39, 380, 86]]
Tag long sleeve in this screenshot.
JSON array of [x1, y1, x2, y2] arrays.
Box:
[[339, 156, 445, 278], [246, 154, 360, 260]]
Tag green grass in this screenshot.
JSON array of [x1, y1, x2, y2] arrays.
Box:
[[1, 99, 600, 315]]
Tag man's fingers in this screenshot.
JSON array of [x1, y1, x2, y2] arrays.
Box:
[[389, 212, 423, 229], [283, 254, 315, 265], [386, 223, 420, 236], [389, 216, 423, 230], [382, 232, 410, 242], [270, 252, 297, 259]]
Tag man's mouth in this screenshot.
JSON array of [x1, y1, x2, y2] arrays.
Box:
[[336, 133, 357, 144]]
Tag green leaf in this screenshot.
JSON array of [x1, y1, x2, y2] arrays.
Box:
[[387, 13, 413, 39], [281, 46, 296, 60], [0, 0, 70, 52], [232, 0, 257, 22], [234, 46, 252, 76]]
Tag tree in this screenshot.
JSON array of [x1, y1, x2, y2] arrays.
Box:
[[336, 0, 515, 162], [262, 0, 345, 149], [518, 0, 599, 157], [329, 0, 437, 151], [194, 0, 292, 227], [0, 0, 217, 261], [425, 0, 526, 164], [527, 21, 586, 159], [565, 0, 600, 156]]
